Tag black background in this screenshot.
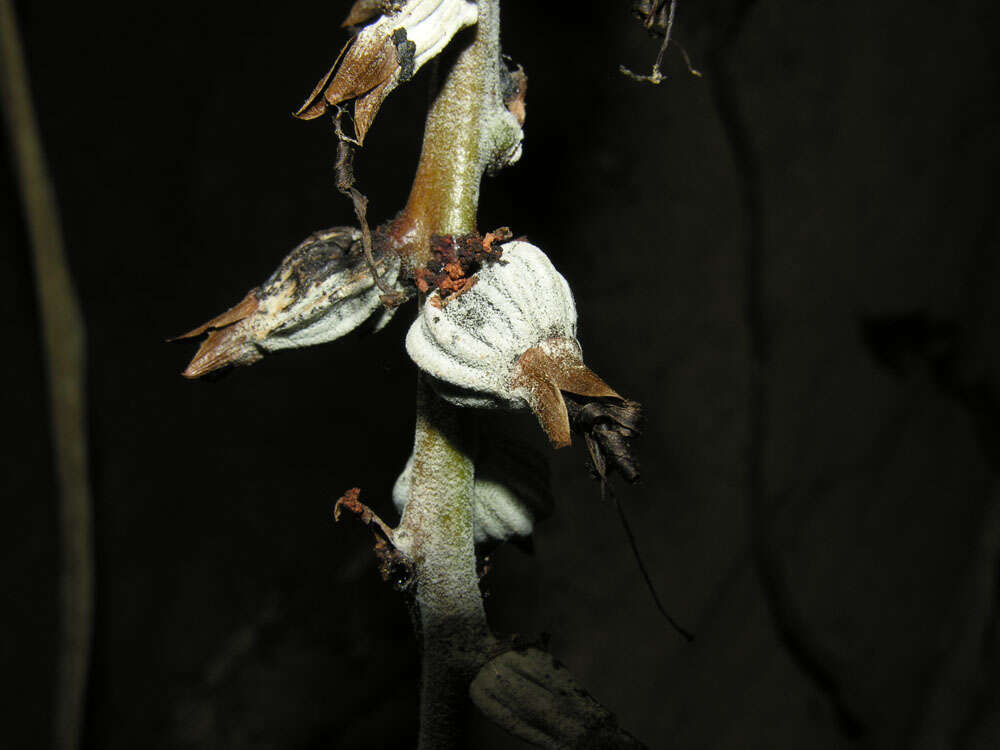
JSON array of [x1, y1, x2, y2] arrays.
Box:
[[4, 1, 1000, 748]]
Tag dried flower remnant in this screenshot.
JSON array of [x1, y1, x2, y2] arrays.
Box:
[[393, 428, 552, 544], [175, 227, 401, 378], [565, 394, 643, 484], [405, 240, 630, 449], [500, 63, 527, 126], [295, 0, 479, 142], [334, 488, 414, 591], [621, 0, 701, 83]]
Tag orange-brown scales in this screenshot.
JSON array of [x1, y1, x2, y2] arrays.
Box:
[[414, 228, 513, 306]]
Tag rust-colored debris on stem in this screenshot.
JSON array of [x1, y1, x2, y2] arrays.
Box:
[[414, 228, 510, 302]]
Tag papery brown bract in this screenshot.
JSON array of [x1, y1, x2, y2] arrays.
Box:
[[294, 0, 478, 142], [512, 339, 620, 449]]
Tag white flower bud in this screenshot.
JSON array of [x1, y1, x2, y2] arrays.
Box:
[[177, 227, 400, 378], [405, 241, 575, 407], [405, 241, 620, 447]]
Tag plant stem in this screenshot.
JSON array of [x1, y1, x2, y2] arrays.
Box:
[[396, 381, 486, 750], [391, 1, 517, 747], [0, 2, 93, 749], [390, 0, 517, 265]]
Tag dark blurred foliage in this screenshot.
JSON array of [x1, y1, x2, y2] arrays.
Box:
[[4, 1, 1000, 747]]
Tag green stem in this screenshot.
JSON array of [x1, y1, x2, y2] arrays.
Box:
[[390, 0, 519, 266], [396, 381, 485, 750], [391, 1, 518, 747]]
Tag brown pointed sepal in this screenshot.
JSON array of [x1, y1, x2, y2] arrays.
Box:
[[342, 0, 389, 28], [293, 27, 398, 130], [171, 291, 258, 342], [172, 292, 262, 378], [513, 338, 621, 449], [181, 325, 264, 379]]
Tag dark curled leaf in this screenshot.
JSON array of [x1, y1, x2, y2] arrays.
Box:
[[564, 395, 643, 484]]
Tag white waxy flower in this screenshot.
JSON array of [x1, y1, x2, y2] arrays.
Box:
[[295, 0, 479, 142], [405, 241, 620, 447], [393, 428, 553, 544], [177, 227, 400, 378]]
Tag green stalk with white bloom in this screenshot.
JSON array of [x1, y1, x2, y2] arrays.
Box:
[[388, 1, 520, 746]]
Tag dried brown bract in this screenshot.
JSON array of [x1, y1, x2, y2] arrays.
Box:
[[294, 0, 478, 142], [512, 340, 622, 449], [342, 0, 405, 29]]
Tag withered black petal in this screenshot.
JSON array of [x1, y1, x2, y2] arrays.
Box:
[[565, 395, 643, 484]]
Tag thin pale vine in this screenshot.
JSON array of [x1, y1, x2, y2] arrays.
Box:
[[0, 2, 93, 749]]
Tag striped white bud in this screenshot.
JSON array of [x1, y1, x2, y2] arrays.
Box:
[[406, 241, 619, 447]]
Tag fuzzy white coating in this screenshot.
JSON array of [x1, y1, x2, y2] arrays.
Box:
[[406, 0, 479, 69], [392, 441, 550, 544], [405, 241, 577, 408], [359, 0, 478, 79], [257, 253, 400, 353]]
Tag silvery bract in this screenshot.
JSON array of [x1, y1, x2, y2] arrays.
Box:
[[296, 0, 479, 141], [393, 429, 553, 544], [405, 241, 620, 447], [178, 227, 400, 378]]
